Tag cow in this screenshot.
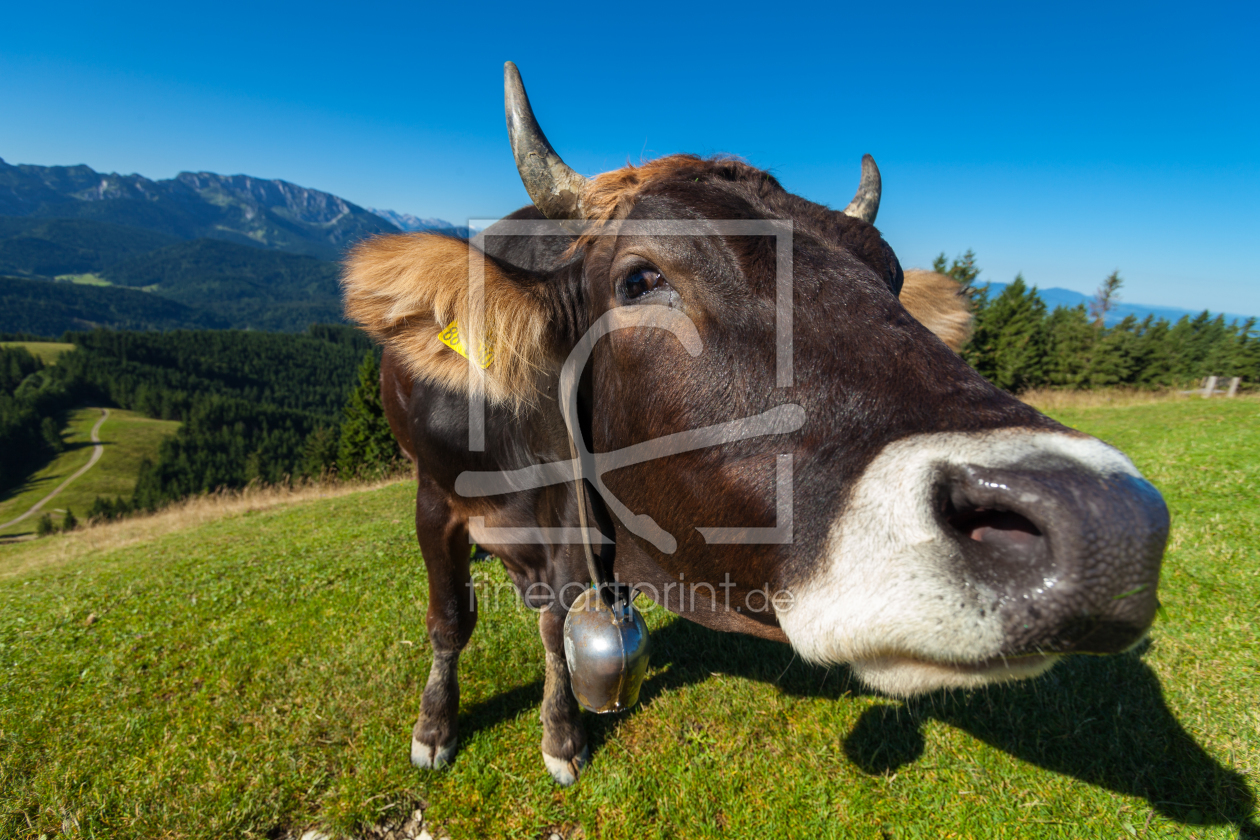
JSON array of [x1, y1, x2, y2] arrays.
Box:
[[340, 62, 1168, 786]]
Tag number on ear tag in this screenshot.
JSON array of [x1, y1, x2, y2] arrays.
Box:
[[439, 320, 494, 369]]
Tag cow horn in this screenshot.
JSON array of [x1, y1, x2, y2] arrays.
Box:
[[842, 154, 881, 224], [504, 61, 589, 222]]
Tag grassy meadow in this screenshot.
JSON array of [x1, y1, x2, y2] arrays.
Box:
[[0, 341, 76, 364], [55, 274, 113, 287], [0, 396, 1256, 839], [0, 408, 180, 538]]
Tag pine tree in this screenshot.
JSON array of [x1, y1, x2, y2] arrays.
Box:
[[36, 514, 55, 537], [62, 509, 78, 532], [337, 351, 399, 478], [1, 345, 43, 394], [1085, 316, 1141, 387], [964, 275, 1047, 392], [40, 416, 65, 453], [1234, 319, 1260, 385], [88, 495, 133, 523], [1043, 305, 1094, 388], [1168, 312, 1227, 385], [301, 425, 342, 478], [1201, 318, 1251, 380], [1089, 270, 1124, 327], [1130, 317, 1174, 387], [932, 250, 981, 296]]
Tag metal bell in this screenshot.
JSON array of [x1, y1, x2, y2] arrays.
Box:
[[562, 585, 650, 713]]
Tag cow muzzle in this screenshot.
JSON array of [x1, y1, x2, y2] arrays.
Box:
[[775, 428, 1169, 697], [938, 462, 1167, 656]]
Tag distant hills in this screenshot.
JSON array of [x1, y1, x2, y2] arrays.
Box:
[[0, 157, 476, 335], [0, 223, 344, 334], [0, 274, 228, 335], [982, 282, 1256, 327], [101, 239, 343, 331], [0, 216, 180, 277], [368, 208, 476, 237]]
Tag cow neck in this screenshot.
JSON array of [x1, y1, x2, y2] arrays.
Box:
[[565, 406, 628, 612]]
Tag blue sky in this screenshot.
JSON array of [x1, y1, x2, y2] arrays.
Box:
[[1, 1, 1256, 315]]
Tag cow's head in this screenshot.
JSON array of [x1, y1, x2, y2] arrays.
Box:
[[343, 62, 1168, 697]]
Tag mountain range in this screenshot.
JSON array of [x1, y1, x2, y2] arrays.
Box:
[[0, 157, 402, 260], [368, 208, 475, 237], [3, 156, 1251, 337], [0, 158, 479, 335]]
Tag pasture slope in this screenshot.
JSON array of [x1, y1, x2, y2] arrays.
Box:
[[0, 407, 179, 539], [0, 397, 1257, 839], [0, 341, 76, 364], [0, 408, 108, 534]]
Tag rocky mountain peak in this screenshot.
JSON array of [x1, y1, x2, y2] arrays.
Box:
[[0, 158, 401, 258]]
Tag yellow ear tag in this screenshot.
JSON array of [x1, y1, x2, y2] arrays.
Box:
[[439, 320, 494, 369]]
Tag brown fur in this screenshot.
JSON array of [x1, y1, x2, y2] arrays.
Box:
[[572, 155, 720, 250], [341, 233, 552, 406], [899, 269, 973, 352], [573, 155, 903, 297], [584, 155, 714, 222]]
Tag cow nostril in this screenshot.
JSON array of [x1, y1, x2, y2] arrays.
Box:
[[949, 508, 1042, 551], [940, 485, 1049, 571]]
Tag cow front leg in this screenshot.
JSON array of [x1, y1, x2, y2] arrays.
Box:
[[412, 501, 476, 769], [538, 605, 588, 785], [413, 649, 460, 768]]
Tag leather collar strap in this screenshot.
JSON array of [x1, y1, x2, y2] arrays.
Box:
[[566, 425, 628, 611]]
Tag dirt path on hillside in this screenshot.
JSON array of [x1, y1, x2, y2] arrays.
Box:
[[0, 408, 109, 532]]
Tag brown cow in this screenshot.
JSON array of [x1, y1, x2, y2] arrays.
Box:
[[341, 63, 1168, 786]]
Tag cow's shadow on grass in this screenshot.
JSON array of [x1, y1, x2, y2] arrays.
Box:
[[486, 618, 1256, 836]]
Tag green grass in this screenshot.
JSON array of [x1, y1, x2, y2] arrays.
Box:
[[0, 408, 179, 537], [0, 341, 76, 363], [0, 400, 1257, 839], [0, 409, 100, 534], [55, 273, 113, 287]]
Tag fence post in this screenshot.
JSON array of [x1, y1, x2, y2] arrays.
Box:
[[1227, 377, 1241, 398], [1203, 375, 1218, 398]]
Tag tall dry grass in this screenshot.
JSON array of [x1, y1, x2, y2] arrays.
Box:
[[0, 473, 411, 579], [1019, 387, 1198, 411]]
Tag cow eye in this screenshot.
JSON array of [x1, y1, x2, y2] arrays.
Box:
[[622, 268, 667, 301]]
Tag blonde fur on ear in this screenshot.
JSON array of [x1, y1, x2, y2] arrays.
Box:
[[341, 234, 551, 406], [900, 269, 974, 353]]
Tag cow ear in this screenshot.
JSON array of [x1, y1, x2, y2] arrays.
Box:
[[341, 233, 554, 406], [899, 269, 974, 353]]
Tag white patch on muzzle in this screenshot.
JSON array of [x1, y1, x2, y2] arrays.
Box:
[[774, 428, 1142, 697]]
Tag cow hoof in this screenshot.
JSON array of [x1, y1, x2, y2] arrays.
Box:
[[411, 735, 458, 769], [543, 746, 589, 787]]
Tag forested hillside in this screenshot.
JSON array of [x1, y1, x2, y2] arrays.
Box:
[[966, 280, 1259, 392], [102, 239, 343, 330], [932, 253, 1260, 392], [0, 344, 78, 493], [979, 281, 1257, 329], [0, 326, 401, 524], [0, 275, 228, 334], [0, 234, 347, 334], [0, 217, 180, 277]]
